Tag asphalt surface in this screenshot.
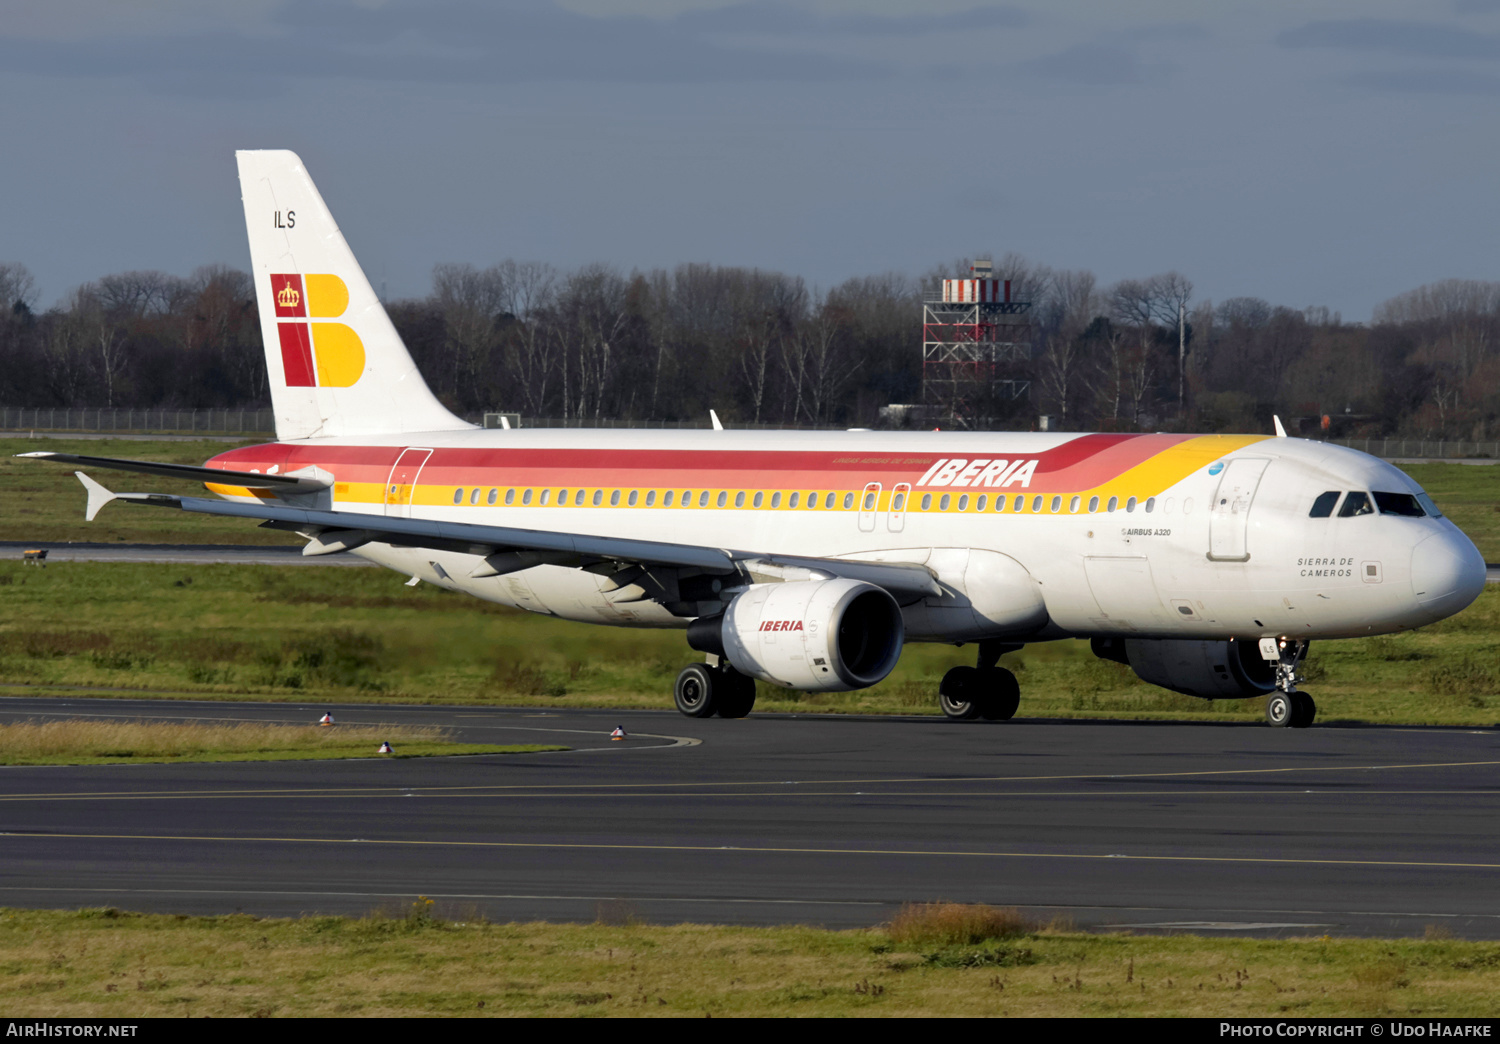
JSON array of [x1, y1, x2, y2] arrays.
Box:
[[0, 695, 1496, 938]]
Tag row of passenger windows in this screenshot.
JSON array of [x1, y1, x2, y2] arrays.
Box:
[[448, 486, 1157, 514], [1308, 490, 1437, 519]]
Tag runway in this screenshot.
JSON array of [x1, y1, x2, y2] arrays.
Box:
[[0, 696, 1497, 938]]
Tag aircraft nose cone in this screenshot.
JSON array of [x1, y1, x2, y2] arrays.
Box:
[[1410, 528, 1486, 618]]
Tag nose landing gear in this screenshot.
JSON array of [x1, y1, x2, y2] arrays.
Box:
[[1262, 638, 1315, 728]]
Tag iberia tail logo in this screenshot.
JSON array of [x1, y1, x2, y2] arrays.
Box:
[[269, 274, 365, 388]]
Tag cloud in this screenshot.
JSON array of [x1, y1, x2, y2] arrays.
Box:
[[1346, 67, 1500, 94], [1025, 42, 1168, 86], [0, 0, 911, 93], [1277, 19, 1500, 62]]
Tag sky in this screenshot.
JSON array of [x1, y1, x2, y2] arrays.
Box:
[[2, 0, 1497, 319]]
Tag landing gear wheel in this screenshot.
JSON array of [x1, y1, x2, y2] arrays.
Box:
[[1265, 692, 1294, 728], [674, 663, 719, 718], [1289, 691, 1316, 729], [939, 666, 981, 720], [715, 669, 757, 719], [977, 666, 1021, 721]]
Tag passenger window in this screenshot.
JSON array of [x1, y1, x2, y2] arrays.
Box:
[[1144, 497, 1154, 513], [628, 490, 638, 506], [663, 491, 674, 507], [487, 488, 498, 506], [646, 490, 656, 506], [1070, 495, 1080, 513], [557, 489, 569, 506], [505, 489, 516, 505], [1125, 496, 1136, 512], [754, 492, 764, 508], [995, 495, 1005, 512], [452, 488, 463, 505], [939, 494, 951, 511], [575, 489, 584, 503], [522, 489, 533, 505], [699, 491, 710, 507], [539, 489, 550, 506], [771, 492, 781, 508], [789, 492, 799, 508], [825, 493, 836, 509], [976, 494, 987, 511], [1051, 496, 1061, 513], [610, 490, 621, 506], [593, 489, 603, 506], [1088, 496, 1099, 512], [717, 491, 728, 507], [921, 493, 932, 510], [808, 491, 818, 507], [1106, 496, 1117, 512], [957, 495, 969, 511], [1032, 495, 1043, 512], [1013, 495, 1024, 512], [469, 488, 480, 505], [1338, 491, 1374, 517], [734, 491, 745, 508], [1309, 491, 1341, 518], [1373, 491, 1424, 517], [863, 492, 875, 510], [893, 492, 904, 510]]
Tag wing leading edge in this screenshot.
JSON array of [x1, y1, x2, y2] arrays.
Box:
[[66, 472, 942, 606]]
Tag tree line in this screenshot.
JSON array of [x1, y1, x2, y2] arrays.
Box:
[[1, 256, 1498, 439]]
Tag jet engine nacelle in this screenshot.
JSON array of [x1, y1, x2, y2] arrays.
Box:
[[1094, 637, 1276, 699], [688, 579, 904, 692]]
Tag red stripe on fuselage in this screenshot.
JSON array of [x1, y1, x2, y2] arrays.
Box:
[[206, 433, 1191, 492]]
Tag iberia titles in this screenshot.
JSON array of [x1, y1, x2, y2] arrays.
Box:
[[915, 458, 1039, 488]]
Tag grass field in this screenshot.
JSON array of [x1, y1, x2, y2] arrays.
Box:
[[3, 440, 1500, 725], [0, 718, 565, 765], [0, 558, 1498, 725], [2, 905, 1498, 1017]]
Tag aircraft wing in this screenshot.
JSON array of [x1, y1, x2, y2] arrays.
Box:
[[67, 472, 942, 603], [16, 452, 331, 493]]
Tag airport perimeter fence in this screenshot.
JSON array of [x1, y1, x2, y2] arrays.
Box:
[[1328, 437, 1500, 460], [0, 408, 846, 436], [2, 409, 1497, 458]]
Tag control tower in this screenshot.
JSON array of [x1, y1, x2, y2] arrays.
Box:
[[921, 259, 1032, 429]]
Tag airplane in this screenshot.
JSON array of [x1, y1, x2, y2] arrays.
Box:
[[21, 150, 1488, 729]]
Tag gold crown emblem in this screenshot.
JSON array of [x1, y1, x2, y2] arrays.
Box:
[[277, 284, 301, 308]]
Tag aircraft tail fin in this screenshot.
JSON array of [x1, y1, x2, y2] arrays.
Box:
[[236, 150, 473, 441]]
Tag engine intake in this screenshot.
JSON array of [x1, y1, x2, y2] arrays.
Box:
[[1093, 637, 1276, 699], [689, 579, 904, 692]]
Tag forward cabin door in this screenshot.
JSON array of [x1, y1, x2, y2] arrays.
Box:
[[1208, 458, 1270, 561], [384, 448, 433, 519]]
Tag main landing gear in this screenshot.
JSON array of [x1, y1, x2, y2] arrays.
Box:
[[939, 639, 1022, 722], [1263, 638, 1316, 729], [673, 661, 757, 719]]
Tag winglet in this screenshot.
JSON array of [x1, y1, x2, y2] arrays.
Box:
[[74, 471, 117, 522], [1273, 415, 1288, 438], [709, 410, 724, 431]]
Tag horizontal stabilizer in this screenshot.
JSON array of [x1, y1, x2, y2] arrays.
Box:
[[19, 452, 331, 493]]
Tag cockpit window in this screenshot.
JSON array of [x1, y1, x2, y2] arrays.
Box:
[[1309, 491, 1341, 518], [1338, 491, 1374, 517], [1416, 492, 1443, 518], [1373, 491, 1425, 517]]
